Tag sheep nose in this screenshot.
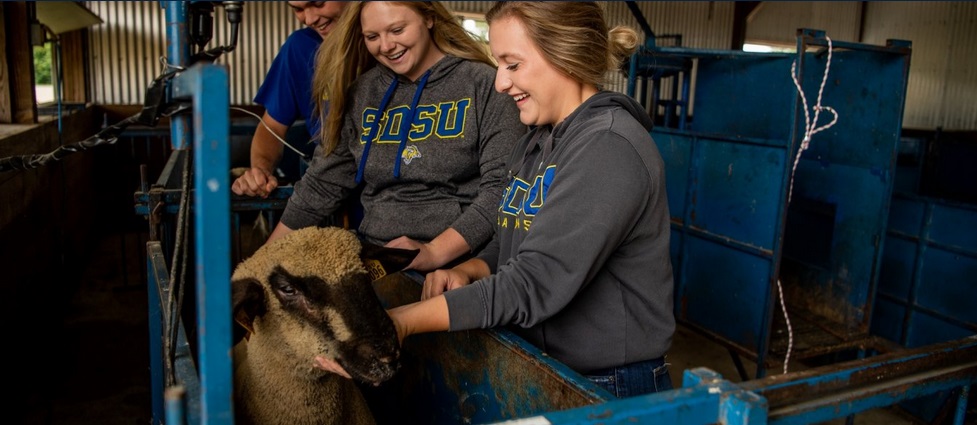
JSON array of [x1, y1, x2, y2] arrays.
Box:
[[357, 341, 399, 359], [377, 351, 399, 366]]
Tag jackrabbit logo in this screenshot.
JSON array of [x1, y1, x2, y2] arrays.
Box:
[[401, 145, 422, 165]]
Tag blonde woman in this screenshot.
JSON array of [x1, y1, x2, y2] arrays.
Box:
[[328, 1, 676, 397], [270, 2, 524, 272]]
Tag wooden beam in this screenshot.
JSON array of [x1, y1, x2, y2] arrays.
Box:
[[0, 4, 11, 122], [60, 30, 88, 103], [1, 2, 37, 124], [731, 1, 763, 51]]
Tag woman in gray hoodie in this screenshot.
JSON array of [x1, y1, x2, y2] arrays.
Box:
[[319, 2, 676, 398], [270, 2, 525, 272]]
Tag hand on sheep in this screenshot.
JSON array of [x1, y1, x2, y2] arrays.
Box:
[[384, 236, 434, 270], [231, 166, 279, 198], [313, 355, 352, 379], [386, 228, 469, 272]]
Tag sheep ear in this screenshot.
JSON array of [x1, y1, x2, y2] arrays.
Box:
[[360, 242, 419, 281], [232, 278, 266, 337]]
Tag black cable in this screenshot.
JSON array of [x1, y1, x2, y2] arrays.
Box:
[[0, 114, 139, 173], [0, 101, 190, 175], [165, 150, 193, 387]]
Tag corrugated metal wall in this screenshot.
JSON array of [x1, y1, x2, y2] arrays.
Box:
[[604, 1, 734, 49], [88, 1, 166, 105], [86, 1, 496, 106], [746, 1, 977, 131], [746, 2, 862, 46], [85, 2, 975, 130], [87, 1, 301, 106], [602, 1, 733, 94], [85, 1, 733, 106], [442, 1, 494, 15], [862, 2, 977, 131]]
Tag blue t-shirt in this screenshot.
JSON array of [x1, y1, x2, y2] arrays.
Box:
[[254, 27, 321, 179]]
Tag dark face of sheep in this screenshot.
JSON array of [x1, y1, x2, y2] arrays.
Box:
[[232, 227, 417, 385], [276, 265, 400, 383]]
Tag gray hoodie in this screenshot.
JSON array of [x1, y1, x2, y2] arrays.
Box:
[[281, 56, 524, 248], [445, 91, 675, 373]]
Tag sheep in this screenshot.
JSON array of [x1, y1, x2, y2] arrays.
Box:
[[230, 226, 417, 425]]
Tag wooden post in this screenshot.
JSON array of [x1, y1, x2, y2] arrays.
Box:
[[0, 4, 12, 123], [60, 30, 89, 104], [0, 2, 38, 124]]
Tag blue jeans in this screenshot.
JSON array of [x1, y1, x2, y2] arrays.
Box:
[[585, 356, 672, 398]]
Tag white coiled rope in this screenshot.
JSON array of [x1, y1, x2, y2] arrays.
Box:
[[778, 35, 839, 374]]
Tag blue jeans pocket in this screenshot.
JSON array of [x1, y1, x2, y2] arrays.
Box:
[[586, 357, 672, 398], [586, 374, 615, 390]]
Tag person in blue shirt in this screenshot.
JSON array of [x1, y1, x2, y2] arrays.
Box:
[[232, 2, 348, 198]]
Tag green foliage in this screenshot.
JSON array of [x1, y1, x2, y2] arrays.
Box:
[[33, 44, 52, 85]]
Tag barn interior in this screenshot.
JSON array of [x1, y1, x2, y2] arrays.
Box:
[[2, 2, 976, 425]]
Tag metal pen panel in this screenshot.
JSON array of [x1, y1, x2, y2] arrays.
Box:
[[876, 193, 977, 348], [634, 27, 912, 377]]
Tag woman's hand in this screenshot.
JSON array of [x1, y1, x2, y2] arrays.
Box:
[[421, 268, 472, 300], [231, 167, 279, 198], [384, 236, 436, 271], [385, 228, 470, 272]]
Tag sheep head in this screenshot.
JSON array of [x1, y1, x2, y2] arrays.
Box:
[[231, 226, 417, 386]]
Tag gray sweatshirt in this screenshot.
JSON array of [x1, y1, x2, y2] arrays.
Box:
[[445, 91, 675, 373], [281, 56, 524, 248]]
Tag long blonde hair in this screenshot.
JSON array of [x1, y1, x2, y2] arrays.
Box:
[[485, 2, 638, 88], [312, 1, 495, 155]]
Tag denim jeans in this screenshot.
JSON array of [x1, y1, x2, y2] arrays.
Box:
[[585, 356, 672, 398]]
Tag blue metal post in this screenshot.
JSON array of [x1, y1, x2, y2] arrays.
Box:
[[953, 385, 970, 425], [163, 1, 191, 151], [153, 4, 192, 422], [147, 242, 166, 424], [161, 2, 233, 423], [172, 63, 233, 425], [166, 386, 188, 425]]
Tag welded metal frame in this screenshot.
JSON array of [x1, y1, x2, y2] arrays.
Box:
[[628, 25, 913, 377], [143, 2, 234, 424], [514, 336, 976, 425]]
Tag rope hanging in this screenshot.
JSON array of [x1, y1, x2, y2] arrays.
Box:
[[779, 35, 840, 375]]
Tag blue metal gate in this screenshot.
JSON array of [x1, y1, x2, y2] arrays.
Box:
[[630, 29, 912, 377]]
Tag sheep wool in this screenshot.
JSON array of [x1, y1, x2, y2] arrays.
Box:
[[232, 226, 364, 285], [231, 226, 400, 425]]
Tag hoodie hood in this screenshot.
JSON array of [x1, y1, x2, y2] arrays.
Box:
[[356, 56, 467, 184], [375, 55, 466, 87], [519, 91, 654, 170], [552, 90, 654, 140]]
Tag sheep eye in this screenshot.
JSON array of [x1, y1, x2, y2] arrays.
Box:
[[270, 273, 301, 299], [278, 284, 297, 296]]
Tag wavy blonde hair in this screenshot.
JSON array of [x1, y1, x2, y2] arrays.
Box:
[[485, 1, 638, 88], [312, 1, 495, 155]]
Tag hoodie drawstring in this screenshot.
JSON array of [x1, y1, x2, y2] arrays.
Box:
[[357, 76, 399, 184], [395, 70, 431, 179], [356, 70, 432, 184]]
